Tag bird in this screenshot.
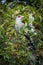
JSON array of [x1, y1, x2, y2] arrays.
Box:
[[15, 15, 36, 50], [15, 15, 24, 31], [15, 13, 35, 31]]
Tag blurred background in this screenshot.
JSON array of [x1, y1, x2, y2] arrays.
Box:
[[0, 0, 43, 65]]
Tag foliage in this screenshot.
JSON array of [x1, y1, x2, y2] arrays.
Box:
[[0, 2, 43, 65]]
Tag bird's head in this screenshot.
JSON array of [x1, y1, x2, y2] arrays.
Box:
[[16, 15, 24, 21]]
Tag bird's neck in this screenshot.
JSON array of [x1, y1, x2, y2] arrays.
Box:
[[16, 18, 21, 23]]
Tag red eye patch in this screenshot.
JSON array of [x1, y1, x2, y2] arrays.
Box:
[[18, 16, 21, 18]]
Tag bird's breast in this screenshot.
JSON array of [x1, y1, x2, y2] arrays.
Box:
[[15, 21, 24, 31]]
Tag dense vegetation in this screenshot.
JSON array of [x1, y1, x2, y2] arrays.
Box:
[[0, 0, 43, 65]]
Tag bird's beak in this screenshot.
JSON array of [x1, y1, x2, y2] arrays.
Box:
[[21, 16, 24, 18]]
